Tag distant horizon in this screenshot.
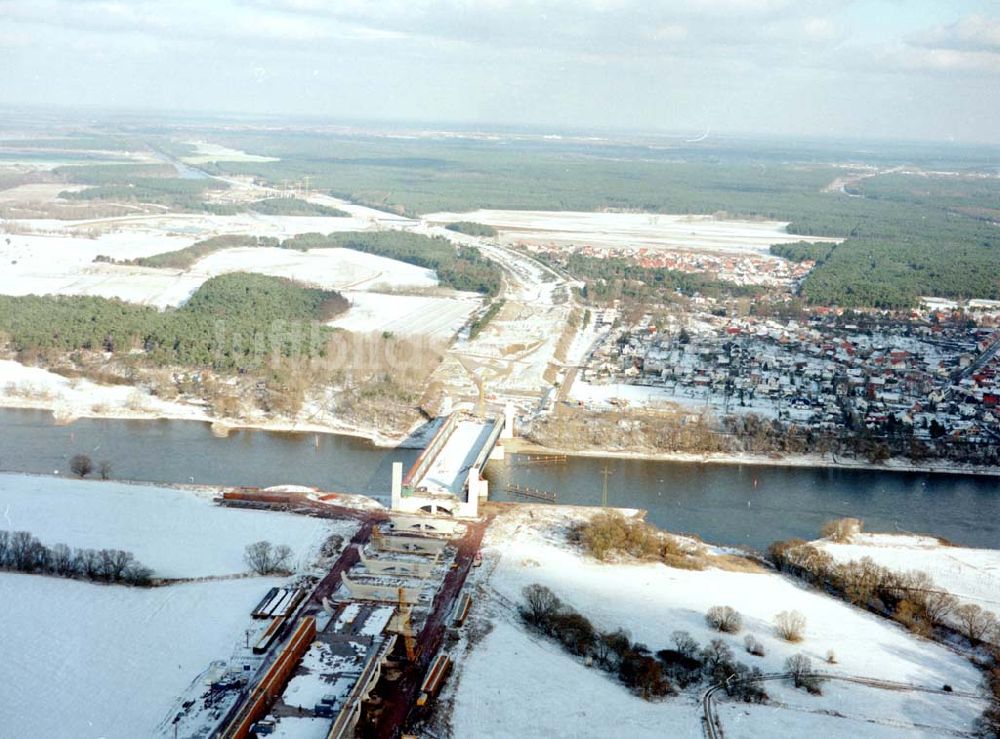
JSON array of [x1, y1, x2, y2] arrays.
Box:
[[3, 101, 1000, 154]]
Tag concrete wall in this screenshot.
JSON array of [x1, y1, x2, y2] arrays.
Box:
[[359, 549, 437, 577], [374, 533, 448, 555], [389, 513, 464, 536], [341, 572, 422, 603]]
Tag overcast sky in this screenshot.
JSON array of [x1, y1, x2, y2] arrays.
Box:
[[2, 0, 999, 143]]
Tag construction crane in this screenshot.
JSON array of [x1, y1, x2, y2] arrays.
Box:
[[397, 586, 417, 662]]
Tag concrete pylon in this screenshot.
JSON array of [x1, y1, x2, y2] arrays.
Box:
[[391, 462, 403, 510], [502, 401, 515, 439]]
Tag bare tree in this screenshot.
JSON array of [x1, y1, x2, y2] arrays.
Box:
[[273, 544, 293, 572], [245, 540, 276, 575], [74, 548, 102, 579], [706, 605, 743, 633], [521, 583, 562, 628], [0, 530, 9, 566], [70, 454, 93, 478], [954, 603, 998, 645], [774, 610, 807, 642], [98, 549, 134, 582], [98, 460, 113, 480], [8, 531, 41, 571], [671, 630, 700, 659], [785, 653, 824, 694], [49, 543, 76, 576]]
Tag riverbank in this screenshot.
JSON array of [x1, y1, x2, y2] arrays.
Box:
[[503, 437, 1000, 478], [0, 358, 421, 448]]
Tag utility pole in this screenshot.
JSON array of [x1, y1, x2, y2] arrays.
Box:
[[600, 464, 613, 507]]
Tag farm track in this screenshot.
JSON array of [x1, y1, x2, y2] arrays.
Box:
[[701, 672, 988, 739]]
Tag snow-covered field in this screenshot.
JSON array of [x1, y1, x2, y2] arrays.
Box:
[[0, 229, 437, 308], [0, 572, 286, 739], [0, 473, 355, 577], [453, 619, 702, 738], [179, 140, 279, 164], [450, 507, 989, 738], [328, 290, 480, 338], [423, 210, 841, 254], [816, 533, 1000, 621]]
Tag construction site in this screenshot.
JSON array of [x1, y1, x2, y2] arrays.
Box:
[[164, 409, 506, 739]]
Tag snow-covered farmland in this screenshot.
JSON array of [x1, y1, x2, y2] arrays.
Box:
[[449, 507, 989, 738], [423, 209, 841, 254], [328, 290, 480, 338], [0, 473, 355, 577], [0, 573, 285, 739], [815, 533, 1000, 621]]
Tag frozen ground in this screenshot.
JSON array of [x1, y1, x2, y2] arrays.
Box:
[[0, 473, 355, 577], [423, 210, 841, 255], [816, 533, 1000, 622], [328, 290, 480, 338], [449, 507, 989, 738], [0, 572, 287, 739]]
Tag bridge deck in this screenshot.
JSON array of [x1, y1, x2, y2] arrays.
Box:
[[413, 419, 495, 496]]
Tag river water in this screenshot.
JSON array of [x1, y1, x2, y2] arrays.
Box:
[[1, 408, 996, 552]]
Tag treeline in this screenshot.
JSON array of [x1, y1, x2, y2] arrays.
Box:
[[0, 273, 347, 372], [127, 235, 280, 270], [769, 533, 998, 645], [0, 530, 153, 586], [282, 231, 502, 295], [203, 197, 349, 217], [541, 253, 758, 305], [445, 221, 498, 237]]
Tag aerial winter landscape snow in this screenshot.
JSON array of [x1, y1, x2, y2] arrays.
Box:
[[422, 210, 842, 254], [0, 473, 354, 577], [445, 507, 990, 738]]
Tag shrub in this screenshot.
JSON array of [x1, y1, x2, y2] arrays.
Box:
[[244, 540, 293, 576], [820, 517, 862, 542], [619, 651, 673, 699], [706, 605, 743, 634], [774, 610, 807, 642], [550, 612, 597, 656], [744, 634, 765, 657], [70, 454, 93, 478]]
